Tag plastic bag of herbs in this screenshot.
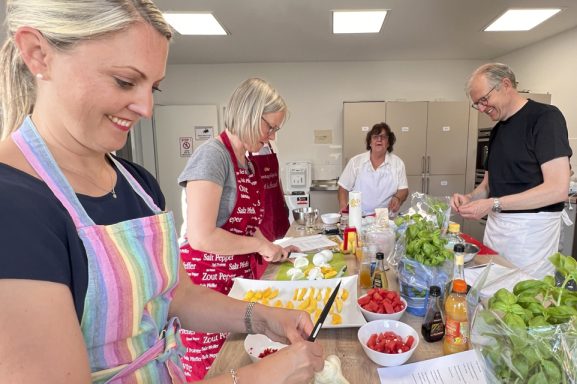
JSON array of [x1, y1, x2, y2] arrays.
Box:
[[393, 192, 452, 235], [471, 253, 577, 383], [393, 211, 454, 316]]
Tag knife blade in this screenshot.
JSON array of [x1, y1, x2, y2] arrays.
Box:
[[307, 280, 341, 342]]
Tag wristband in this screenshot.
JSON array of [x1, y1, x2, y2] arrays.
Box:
[[244, 302, 256, 334], [392, 195, 400, 202], [230, 368, 239, 384]]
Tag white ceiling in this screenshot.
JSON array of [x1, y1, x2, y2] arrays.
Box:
[[2, 0, 577, 64]]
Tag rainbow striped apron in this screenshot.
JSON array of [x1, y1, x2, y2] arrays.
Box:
[[13, 117, 186, 383]]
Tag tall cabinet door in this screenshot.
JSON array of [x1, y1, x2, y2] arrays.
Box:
[[342, 102, 386, 165], [426, 101, 469, 175], [386, 102, 428, 176]]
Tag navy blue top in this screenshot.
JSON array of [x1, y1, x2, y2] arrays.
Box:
[[487, 99, 572, 213], [0, 156, 165, 321]]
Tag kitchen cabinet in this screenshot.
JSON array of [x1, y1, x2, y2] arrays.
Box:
[[342, 101, 386, 165]]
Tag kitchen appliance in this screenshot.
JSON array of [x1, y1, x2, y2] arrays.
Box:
[[475, 127, 492, 187], [284, 162, 312, 222]]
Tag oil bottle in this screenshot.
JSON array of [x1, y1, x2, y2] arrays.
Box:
[[371, 252, 388, 289]]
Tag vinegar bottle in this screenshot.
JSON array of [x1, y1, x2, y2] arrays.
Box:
[[443, 248, 469, 355], [371, 252, 388, 290], [421, 285, 444, 342]]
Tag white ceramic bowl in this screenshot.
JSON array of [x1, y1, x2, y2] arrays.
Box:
[[358, 295, 407, 322], [357, 320, 419, 367], [321, 213, 341, 225], [244, 334, 287, 363]]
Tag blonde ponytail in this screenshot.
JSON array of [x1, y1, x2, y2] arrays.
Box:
[[0, 38, 35, 139]]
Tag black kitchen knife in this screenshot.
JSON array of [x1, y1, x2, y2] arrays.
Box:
[[307, 280, 342, 342]]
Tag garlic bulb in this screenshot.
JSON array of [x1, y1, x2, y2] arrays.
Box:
[[314, 355, 349, 384]]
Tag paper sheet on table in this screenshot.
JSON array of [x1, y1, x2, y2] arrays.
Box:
[[275, 234, 338, 252], [377, 350, 488, 384]]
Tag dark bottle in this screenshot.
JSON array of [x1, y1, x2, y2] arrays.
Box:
[[421, 285, 445, 342], [371, 252, 388, 289]]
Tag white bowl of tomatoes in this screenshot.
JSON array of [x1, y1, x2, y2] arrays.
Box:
[[357, 288, 407, 322], [357, 319, 419, 367]]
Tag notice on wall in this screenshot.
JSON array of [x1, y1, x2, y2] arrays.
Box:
[[195, 126, 214, 141], [179, 137, 193, 157], [314, 129, 333, 144]]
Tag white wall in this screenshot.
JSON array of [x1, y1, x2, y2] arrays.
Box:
[[155, 60, 483, 182], [154, 26, 577, 180], [496, 26, 577, 169]]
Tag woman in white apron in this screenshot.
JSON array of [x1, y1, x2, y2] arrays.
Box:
[[0, 2, 323, 382]]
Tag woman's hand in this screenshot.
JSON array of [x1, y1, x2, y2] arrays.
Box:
[[250, 341, 324, 384], [388, 195, 401, 213], [258, 242, 296, 263]]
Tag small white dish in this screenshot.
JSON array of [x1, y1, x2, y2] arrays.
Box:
[[321, 213, 341, 225], [244, 334, 287, 363]]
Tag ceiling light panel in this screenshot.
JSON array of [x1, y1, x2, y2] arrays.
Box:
[[163, 13, 227, 35], [333, 10, 388, 34], [485, 9, 561, 31]]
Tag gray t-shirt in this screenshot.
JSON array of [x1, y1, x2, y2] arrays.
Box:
[[178, 138, 240, 227]]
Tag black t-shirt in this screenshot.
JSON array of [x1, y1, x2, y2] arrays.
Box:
[[486, 99, 572, 213], [0, 156, 165, 321]]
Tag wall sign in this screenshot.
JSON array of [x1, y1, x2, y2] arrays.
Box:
[[179, 137, 193, 157], [195, 126, 214, 141]]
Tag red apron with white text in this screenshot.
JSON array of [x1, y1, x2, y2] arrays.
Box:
[[248, 146, 290, 278], [179, 131, 264, 382]]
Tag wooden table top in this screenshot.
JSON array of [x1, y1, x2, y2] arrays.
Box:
[[205, 223, 506, 383]]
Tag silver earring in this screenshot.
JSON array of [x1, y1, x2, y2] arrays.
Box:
[[35, 73, 44, 80]]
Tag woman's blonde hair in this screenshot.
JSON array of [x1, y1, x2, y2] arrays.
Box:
[[224, 78, 288, 146], [0, 0, 172, 139]]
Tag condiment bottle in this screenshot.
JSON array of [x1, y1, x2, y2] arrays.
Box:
[[443, 244, 470, 355], [358, 247, 372, 289], [421, 285, 444, 342], [371, 252, 388, 289], [444, 222, 464, 251]]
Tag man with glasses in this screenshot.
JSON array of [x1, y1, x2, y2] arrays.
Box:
[[451, 63, 572, 277], [338, 122, 408, 216]]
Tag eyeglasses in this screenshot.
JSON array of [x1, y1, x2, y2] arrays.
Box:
[[261, 116, 281, 135], [471, 85, 497, 110], [371, 133, 388, 141]]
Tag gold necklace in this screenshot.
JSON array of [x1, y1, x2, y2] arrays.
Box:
[[60, 164, 117, 198]]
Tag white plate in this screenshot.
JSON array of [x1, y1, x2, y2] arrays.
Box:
[[228, 275, 366, 328]]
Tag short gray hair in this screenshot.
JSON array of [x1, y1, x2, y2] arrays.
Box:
[[467, 63, 518, 93], [224, 78, 288, 146], [0, 0, 172, 139]]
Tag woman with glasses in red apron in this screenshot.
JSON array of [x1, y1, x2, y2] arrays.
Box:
[[0, 3, 323, 383], [178, 78, 298, 381]]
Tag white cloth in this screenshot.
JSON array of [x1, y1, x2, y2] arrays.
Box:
[[483, 211, 562, 278], [338, 151, 408, 215]]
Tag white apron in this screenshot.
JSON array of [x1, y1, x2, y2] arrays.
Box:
[[483, 211, 561, 278], [354, 161, 397, 215]]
